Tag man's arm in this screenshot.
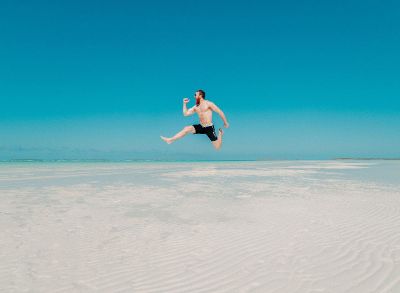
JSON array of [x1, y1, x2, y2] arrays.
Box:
[[183, 98, 196, 116], [209, 102, 229, 127]]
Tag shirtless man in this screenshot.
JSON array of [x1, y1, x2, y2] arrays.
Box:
[[160, 89, 229, 150]]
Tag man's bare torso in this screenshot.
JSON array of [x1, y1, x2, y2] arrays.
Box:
[[194, 100, 213, 126]]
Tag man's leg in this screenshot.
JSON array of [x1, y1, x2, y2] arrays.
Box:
[[212, 128, 224, 150], [161, 125, 195, 144]]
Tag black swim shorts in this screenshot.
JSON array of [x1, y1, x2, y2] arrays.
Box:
[[193, 124, 218, 141]]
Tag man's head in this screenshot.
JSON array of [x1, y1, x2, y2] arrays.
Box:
[[195, 89, 205, 106]]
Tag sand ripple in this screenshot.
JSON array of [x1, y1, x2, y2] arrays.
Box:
[[0, 161, 399, 292]]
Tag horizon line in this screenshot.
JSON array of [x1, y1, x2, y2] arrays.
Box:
[[0, 158, 399, 163]]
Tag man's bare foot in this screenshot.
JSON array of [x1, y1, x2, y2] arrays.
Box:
[[218, 128, 224, 137], [160, 136, 173, 144]]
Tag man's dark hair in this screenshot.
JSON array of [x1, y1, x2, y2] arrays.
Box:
[[197, 89, 206, 98]]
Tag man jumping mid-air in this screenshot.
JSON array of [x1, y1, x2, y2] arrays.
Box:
[[160, 89, 229, 150]]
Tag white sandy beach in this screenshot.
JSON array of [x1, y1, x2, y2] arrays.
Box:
[[1, 160, 400, 292]]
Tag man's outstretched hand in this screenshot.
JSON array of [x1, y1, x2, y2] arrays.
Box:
[[183, 98, 190, 104], [224, 122, 230, 128]]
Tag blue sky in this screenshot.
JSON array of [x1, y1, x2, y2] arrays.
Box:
[[1, 0, 399, 160]]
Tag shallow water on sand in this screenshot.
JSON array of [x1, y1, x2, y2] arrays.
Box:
[[1, 160, 399, 292]]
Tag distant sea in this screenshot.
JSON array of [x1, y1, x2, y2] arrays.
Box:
[[0, 158, 399, 163], [0, 159, 399, 186]]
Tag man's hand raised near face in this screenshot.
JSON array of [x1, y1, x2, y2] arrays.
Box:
[[183, 98, 190, 104]]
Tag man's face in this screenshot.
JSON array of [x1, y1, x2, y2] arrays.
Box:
[[194, 91, 201, 100]]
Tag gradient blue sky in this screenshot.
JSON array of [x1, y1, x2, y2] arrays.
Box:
[[1, 0, 399, 160]]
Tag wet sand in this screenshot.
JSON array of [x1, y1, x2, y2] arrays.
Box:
[[1, 160, 400, 292]]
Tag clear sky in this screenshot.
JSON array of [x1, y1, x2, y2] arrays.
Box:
[[1, 0, 399, 160]]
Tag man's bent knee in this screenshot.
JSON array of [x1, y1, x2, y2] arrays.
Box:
[[212, 142, 221, 150]]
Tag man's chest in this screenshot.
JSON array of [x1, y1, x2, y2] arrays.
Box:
[[195, 105, 211, 114]]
